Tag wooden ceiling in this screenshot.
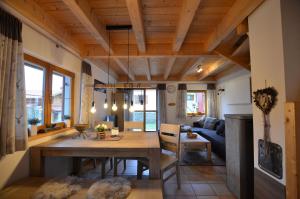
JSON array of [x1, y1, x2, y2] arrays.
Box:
[[2, 0, 265, 82]]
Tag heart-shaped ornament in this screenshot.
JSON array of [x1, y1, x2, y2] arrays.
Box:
[[253, 87, 278, 115]]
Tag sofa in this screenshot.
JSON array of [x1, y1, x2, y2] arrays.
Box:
[[189, 117, 226, 160]]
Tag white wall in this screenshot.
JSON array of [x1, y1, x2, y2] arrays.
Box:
[[166, 83, 207, 125], [249, 0, 300, 186], [216, 69, 252, 119]]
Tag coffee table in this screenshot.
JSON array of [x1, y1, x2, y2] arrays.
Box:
[[180, 133, 212, 161]]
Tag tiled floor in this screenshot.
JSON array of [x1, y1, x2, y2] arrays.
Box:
[[83, 159, 236, 199]]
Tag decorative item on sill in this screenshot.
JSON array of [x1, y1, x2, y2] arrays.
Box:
[[73, 124, 89, 139], [95, 124, 108, 140], [187, 129, 197, 139], [28, 118, 40, 136], [64, 115, 71, 128]]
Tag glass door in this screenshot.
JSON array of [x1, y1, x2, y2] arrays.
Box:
[[130, 89, 157, 132]]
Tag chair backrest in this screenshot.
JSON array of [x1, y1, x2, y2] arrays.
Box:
[[94, 121, 114, 130], [124, 121, 144, 132], [159, 123, 181, 157]]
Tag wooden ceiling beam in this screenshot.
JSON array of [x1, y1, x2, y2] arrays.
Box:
[[205, 0, 265, 52], [84, 43, 213, 58], [173, 0, 202, 51], [126, 0, 146, 52], [1, 0, 82, 54], [144, 58, 151, 81], [198, 60, 231, 80], [62, 0, 135, 80], [215, 49, 250, 71], [62, 0, 109, 51], [164, 57, 177, 80]]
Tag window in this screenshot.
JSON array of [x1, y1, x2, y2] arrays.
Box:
[[130, 89, 157, 131], [186, 91, 206, 116], [25, 63, 45, 124], [24, 54, 74, 134], [51, 73, 72, 123]]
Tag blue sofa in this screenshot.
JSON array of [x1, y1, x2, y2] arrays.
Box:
[[192, 119, 226, 160]]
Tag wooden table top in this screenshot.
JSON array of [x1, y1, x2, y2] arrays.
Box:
[[34, 132, 160, 149], [180, 132, 210, 144]]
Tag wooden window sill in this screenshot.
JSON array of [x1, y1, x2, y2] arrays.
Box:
[[28, 127, 74, 142]]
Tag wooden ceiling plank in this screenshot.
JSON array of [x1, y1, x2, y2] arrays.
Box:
[[62, 0, 135, 80], [173, 0, 202, 51], [179, 57, 204, 80], [145, 58, 151, 80], [205, 0, 265, 52], [198, 60, 231, 80], [164, 57, 176, 80], [126, 0, 146, 52], [1, 0, 82, 53], [113, 58, 135, 81]]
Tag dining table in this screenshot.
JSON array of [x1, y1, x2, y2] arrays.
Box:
[[30, 131, 161, 179]]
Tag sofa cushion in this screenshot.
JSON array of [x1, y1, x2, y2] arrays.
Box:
[[216, 120, 225, 136], [195, 115, 206, 128], [203, 117, 218, 130]]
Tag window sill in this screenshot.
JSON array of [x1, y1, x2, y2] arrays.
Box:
[[28, 127, 74, 142], [186, 113, 206, 117]]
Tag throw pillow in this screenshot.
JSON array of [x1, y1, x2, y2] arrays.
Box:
[[216, 120, 225, 136], [203, 117, 218, 130], [196, 115, 206, 128]]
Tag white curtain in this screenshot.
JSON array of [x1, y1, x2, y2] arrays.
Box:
[[157, 84, 166, 128], [176, 84, 187, 122], [207, 89, 218, 118], [0, 8, 28, 157], [79, 61, 93, 126]]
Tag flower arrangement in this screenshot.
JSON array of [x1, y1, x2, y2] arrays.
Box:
[[95, 124, 108, 132]]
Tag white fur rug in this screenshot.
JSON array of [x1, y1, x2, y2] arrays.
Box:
[[33, 176, 83, 199], [87, 177, 131, 199]]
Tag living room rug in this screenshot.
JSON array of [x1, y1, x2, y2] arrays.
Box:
[[179, 151, 225, 166]]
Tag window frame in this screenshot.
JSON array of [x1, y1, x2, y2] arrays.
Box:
[[186, 90, 207, 116], [24, 54, 75, 133]]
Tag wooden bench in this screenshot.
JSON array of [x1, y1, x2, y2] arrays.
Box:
[[0, 177, 163, 199]]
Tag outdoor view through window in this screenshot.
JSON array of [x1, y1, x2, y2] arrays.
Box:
[[186, 91, 206, 115]]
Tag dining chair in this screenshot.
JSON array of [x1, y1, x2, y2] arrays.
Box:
[[113, 121, 144, 176], [137, 123, 181, 190]]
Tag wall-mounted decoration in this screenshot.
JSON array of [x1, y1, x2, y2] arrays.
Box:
[[258, 139, 283, 179], [94, 79, 106, 93], [253, 85, 279, 179], [253, 86, 278, 146], [168, 102, 176, 106], [167, 85, 176, 93]]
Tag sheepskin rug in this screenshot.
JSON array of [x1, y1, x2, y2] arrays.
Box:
[[87, 177, 131, 199], [33, 176, 83, 199]]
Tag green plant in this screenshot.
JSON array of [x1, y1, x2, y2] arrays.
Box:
[[28, 118, 40, 125], [64, 115, 71, 120]]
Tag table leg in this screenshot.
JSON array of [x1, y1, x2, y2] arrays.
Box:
[[207, 143, 212, 161], [30, 148, 44, 177], [149, 148, 161, 179]]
